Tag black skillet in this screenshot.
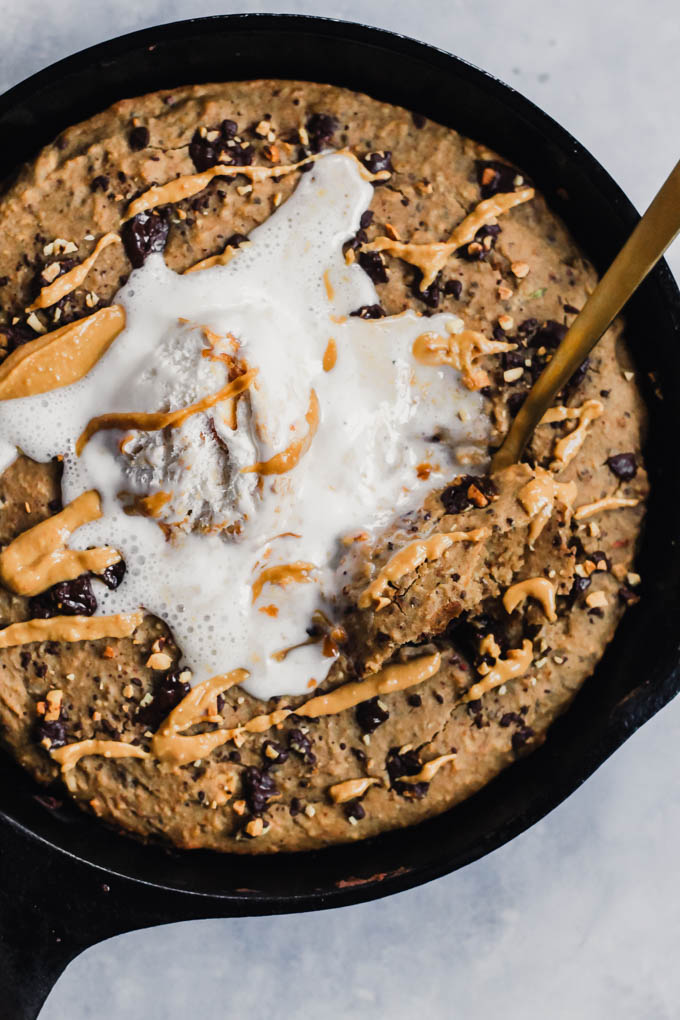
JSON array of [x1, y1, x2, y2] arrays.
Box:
[[0, 15, 679, 1020]]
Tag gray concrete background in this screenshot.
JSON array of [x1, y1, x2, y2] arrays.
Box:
[[1, 1, 678, 1017]]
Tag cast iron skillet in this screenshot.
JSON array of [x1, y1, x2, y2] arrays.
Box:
[[0, 14, 679, 1019]]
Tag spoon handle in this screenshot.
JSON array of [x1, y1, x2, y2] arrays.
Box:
[[491, 159, 680, 472]]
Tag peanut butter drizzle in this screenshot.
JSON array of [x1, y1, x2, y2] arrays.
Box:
[[323, 338, 337, 372], [0, 305, 125, 401], [76, 368, 257, 455], [479, 633, 501, 659], [123, 490, 173, 519], [0, 611, 144, 649], [252, 561, 316, 604], [412, 328, 516, 390], [358, 529, 490, 611], [362, 187, 535, 289], [396, 753, 457, 785], [503, 577, 557, 622], [27, 233, 121, 311], [518, 469, 578, 546], [0, 490, 120, 596], [51, 739, 148, 773], [242, 389, 319, 476], [546, 399, 603, 469], [462, 640, 533, 702], [125, 150, 390, 221], [328, 776, 381, 803], [298, 652, 441, 718], [573, 495, 640, 520]]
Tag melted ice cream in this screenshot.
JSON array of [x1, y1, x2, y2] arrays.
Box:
[[0, 153, 488, 698]]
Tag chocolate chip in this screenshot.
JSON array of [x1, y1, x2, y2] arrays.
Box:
[[407, 693, 422, 708], [350, 304, 386, 319], [357, 250, 388, 284], [411, 270, 441, 309], [476, 160, 523, 199], [499, 711, 525, 728], [440, 474, 495, 514], [563, 303, 580, 315], [533, 320, 567, 349], [222, 119, 238, 139], [0, 321, 38, 353], [355, 696, 389, 734], [411, 112, 427, 129], [95, 559, 126, 590], [618, 585, 640, 605], [242, 765, 278, 815], [344, 799, 366, 822], [511, 725, 534, 754], [606, 452, 637, 481], [29, 575, 97, 618], [262, 739, 289, 768], [136, 670, 190, 729], [351, 746, 367, 765], [444, 279, 463, 299], [569, 575, 591, 605], [90, 174, 110, 193], [457, 224, 501, 262], [289, 796, 302, 817], [386, 746, 428, 798], [35, 718, 67, 750], [128, 126, 150, 151], [226, 143, 254, 167], [361, 151, 392, 176], [121, 210, 170, 269], [306, 112, 338, 152], [225, 232, 248, 249], [288, 727, 317, 765], [359, 210, 374, 229]]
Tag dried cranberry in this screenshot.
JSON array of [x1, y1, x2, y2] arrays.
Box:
[[361, 151, 392, 176], [357, 250, 388, 284], [606, 452, 638, 481], [355, 697, 389, 734], [36, 718, 67, 750], [136, 670, 190, 730], [95, 559, 126, 590], [288, 728, 317, 765], [350, 304, 385, 319], [242, 765, 278, 815], [306, 112, 338, 152], [121, 210, 169, 269], [128, 125, 150, 151], [29, 575, 97, 618], [476, 160, 522, 199]]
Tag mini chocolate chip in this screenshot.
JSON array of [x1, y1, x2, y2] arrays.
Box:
[[128, 126, 150, 151], [0, 321, 37, 353], [121, 210, 169, 269], [411, 270, 441, 309], [225, 232, 248, 249], [534, 320, 567, 349], [359, 210, 374, 229], [411, 112, 427, 129], [289, 796, 302, 816], [476, 160, 521, 199], [357, 250, 388, 284], [440, 474, 496, 514], [29, 575, 97, 618], [355, 696, 389, 734], [350, 304, 385, 319], [95, 559, 126, 590], [288, 727, 317, 765], [511, 725, 534, 754], [457, 224, 501, 262], [407, 694, 422, 708], [242, 765, 278, 815], [563, 303, 580, 314], [618, 585, 640, 605], [507, 390, 528, 416], [569, 575, 591, 604], [228, 750, 241, 763], [606, 452, 638, 481], [386, 746, 429, 798], [90, 174, 109, 193], [222, 119, 238, 139], [591, 550, 611, 572], [136, 670, 190, 729], [306, 112, 338, 152]]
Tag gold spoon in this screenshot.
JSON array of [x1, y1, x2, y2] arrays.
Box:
[[491, 159, 680, 473]]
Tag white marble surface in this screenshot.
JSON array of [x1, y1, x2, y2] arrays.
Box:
[[1, 1, 678, 1016]]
